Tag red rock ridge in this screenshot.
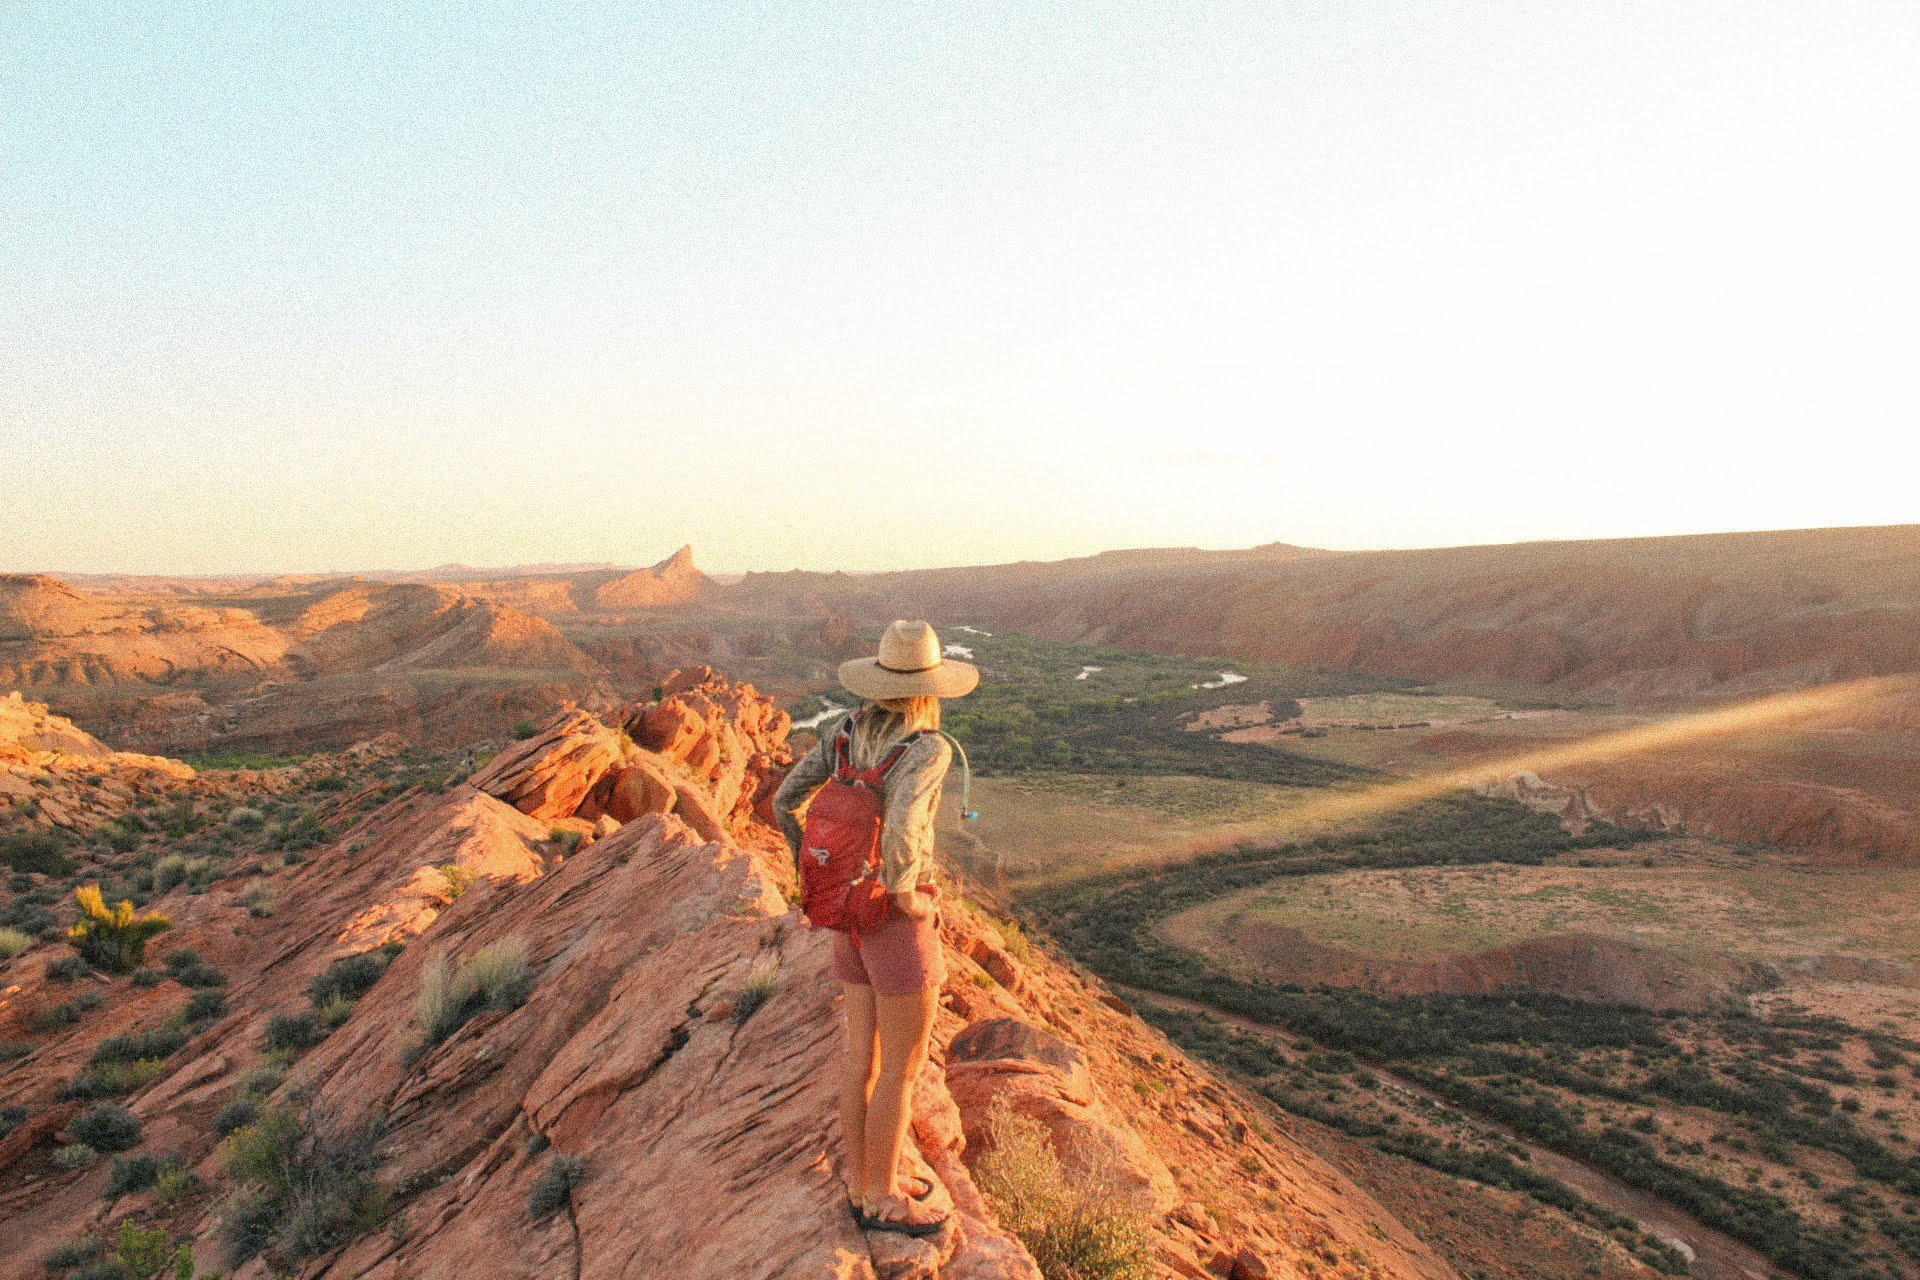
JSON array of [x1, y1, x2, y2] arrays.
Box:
[[0, 675, 1450, 1280]]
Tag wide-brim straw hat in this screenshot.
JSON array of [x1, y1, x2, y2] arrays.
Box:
[[838, 619, 980, 700]]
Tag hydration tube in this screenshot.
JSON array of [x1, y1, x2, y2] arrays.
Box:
[[935, 730, 979, 820]]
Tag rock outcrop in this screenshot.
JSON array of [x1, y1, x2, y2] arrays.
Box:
[[0, 693, 198, 832]]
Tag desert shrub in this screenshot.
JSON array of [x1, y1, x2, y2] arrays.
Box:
[[163, 948, 226, 988], [235, 1061, 285, 1100], [100, 821, 142, 854], [104, 1219, 198, 1280], [510, 719, 538, 740], [972, 1095, 1154, 1280], [162, 798, 202, 838], [46, 952, 89, 981], [991, 915, 1034, 961], [270, 811, 331, 852], [27, 990, 105, 1031], [240, 881, 275, 918], [153, 854, 190, 891], [527, 1153, 585, 1219], [263, 1011, 326, 1053], [66, 884, 173, 973], [93, 1028, 189, 1066], [105, 1150, 162, 1197], [217, 1105, 387, 1264], [1, 829, 73, 875], [63, 1024, 190, 1097], [0, 925, 33, 959], [308, 951, 391, 1008], [227, 806, 266, 831], [129, 966, 163, 987], [43, 1236, 101, 1269], [2, 894, 58, 936], [70, 1102, 142, 1152], [181, 988, 226, 1025], [733, 960, 781, 1025], [415, 938, 534, 1047], [436, 862, 477, 901], [315, 994, 357, 1029], [55, 1142, 100, 1169], [152, 1157, 201, 1206], [0, 1103, 26, 1137], [0, 1039, 32, 1060], [214, 1097, 259, 1137], [58, 1057, 168, 1100]]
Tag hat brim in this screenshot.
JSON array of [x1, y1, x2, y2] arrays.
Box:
[[837, 656, 979, 700]]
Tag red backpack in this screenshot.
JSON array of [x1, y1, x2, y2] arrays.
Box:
[[796, 721, 930, 934]]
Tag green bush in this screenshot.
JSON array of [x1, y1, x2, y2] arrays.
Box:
[[54, 1142, 100, 1170], [415, 938, 534, 1047], [27, 989, 105, 1031], [0, 1103, 26, 1137], [57, 1057, 168, 1100], [182, 988, 227, 1024], [105, 1151, 162, 1197], [46, 953, 89, 981], [163, 948, 226, 988], [106, 1219, 198, 1280], [527, 1153, 585, 1219], [510, 719, 538, 740], [436, 862, 477, 901], [0, 925, 33, 959], [1, 829, 73, 875], [66, 884, 173, 973], [308, 951, 392, 1008], [217, 1105, 387, 1264], [214, 1097, 259, 1137], [92, 1028, 189, 1066], [263, 1011, 326, 1053], [43, 1236, 100, 1269], [69, 1102, 142, 1152]]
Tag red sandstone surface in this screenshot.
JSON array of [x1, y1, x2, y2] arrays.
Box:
[[0, 675, 1447, 1280]]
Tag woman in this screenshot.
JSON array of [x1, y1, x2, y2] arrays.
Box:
[[772, 619, 978, 1237]]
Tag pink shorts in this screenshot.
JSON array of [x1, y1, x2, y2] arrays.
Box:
[[830, 904, 946, 997]]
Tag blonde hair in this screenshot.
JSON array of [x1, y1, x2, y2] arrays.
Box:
[[849, 695, 940, 771]]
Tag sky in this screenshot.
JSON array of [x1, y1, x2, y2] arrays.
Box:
[[3, 2, 1915, 576]]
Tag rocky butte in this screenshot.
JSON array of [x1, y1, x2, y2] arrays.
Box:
[[0, 672, 1448, 1280]]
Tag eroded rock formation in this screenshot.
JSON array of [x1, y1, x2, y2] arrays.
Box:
[[0, 676, 1450, 1280]]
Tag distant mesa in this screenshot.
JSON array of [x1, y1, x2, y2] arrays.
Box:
[[588, 544, 708, 609]]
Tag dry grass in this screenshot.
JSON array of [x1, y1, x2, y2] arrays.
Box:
[[416, 938, 534, 1046], [972, 1096, 1154, 1280]]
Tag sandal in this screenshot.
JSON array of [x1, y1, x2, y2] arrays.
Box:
[[859, 1192, 949, 1238], [846, 1173, 934, 1221]]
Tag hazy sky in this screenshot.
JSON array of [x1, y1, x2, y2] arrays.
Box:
[[4, 3, 1915, 575]]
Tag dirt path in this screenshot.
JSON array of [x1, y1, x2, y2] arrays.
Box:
[[1114, 985, 1791, 1280]]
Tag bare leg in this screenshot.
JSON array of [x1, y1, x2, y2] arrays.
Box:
[[840, 982, 878, 1207], [862, 986, 942, 1226]]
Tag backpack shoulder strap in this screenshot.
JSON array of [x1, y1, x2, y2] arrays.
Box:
[[829, 716, 856, 780], [860, 729, 930, 784]]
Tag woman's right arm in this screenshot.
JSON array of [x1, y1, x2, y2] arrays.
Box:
[[771, 713, 843, 862]]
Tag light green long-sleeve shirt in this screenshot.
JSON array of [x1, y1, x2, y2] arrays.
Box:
[[772, 706, 951, 894]]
